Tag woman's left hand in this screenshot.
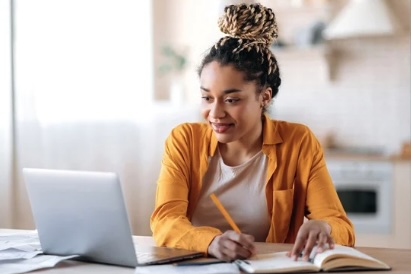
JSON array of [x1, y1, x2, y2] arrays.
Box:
[[288, 220, 334, 261]]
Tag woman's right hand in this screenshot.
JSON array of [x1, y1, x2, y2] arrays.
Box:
[[207, 230, 256, 261]]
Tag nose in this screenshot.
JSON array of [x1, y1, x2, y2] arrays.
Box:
[[209, 101, 226, 119]]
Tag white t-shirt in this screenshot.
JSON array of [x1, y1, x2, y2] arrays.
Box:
[[191, 149, 270, 242]]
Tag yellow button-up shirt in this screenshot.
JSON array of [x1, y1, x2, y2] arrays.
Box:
[[150, 114, 355, 253]]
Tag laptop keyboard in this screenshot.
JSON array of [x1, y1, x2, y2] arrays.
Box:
[[136, 252, 161, 262]]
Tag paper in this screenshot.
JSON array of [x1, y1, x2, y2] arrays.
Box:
[[0, 248, 42, 261], [0, 230, 41, 251], [0, 254, 78, 274], [0, 230, 43, 264], [0, 230, 78, 274], [135, 262, 240, 274]]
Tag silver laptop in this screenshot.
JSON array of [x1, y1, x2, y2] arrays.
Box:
[[23, 168, 203, 267]]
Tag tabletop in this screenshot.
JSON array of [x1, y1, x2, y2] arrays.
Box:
[[2, 229, 410, 273]]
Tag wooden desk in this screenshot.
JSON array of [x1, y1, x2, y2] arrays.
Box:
[[2, 229, 410, 273], [35, 242, 411, 274]]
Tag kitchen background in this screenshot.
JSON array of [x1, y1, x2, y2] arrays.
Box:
[[0, 0, 410, 249], [154, 0, 410, 156]]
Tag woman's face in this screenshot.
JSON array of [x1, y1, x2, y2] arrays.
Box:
[[200, 61, 271, 144]]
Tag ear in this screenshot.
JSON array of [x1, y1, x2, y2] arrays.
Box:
[[260, 87, 272, 106]]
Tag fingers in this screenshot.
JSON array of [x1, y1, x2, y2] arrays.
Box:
[[316, 230, 332, 252], [288, 220, 334, 261], [208, 230, 256, 261], [302, 231, 318, 261], [238, 233, 257, 253], [289, 234, 306, 261]]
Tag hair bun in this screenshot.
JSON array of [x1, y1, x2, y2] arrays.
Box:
[[218, 3, 278, 46]]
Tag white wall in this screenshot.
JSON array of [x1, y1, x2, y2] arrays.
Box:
[[273, 36, 410, 155]]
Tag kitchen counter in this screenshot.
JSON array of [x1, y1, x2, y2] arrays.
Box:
[[325, 149, 411, 162]]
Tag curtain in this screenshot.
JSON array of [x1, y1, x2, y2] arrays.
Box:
[[1, 0, 202, 235], [0, 0, 14, 228]]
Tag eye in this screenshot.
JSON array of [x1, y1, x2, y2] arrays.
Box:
[[201, 96, 212, 102], [225, 98, 240, 104]]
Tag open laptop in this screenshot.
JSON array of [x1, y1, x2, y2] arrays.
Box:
[[22, 168, 203, 267]]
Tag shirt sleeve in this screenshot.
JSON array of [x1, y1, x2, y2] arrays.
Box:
[[150, 124, 221, 253], [302, 129, 356, 246]]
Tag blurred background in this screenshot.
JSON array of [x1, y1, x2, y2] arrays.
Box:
[[0, 0, 410, 248]]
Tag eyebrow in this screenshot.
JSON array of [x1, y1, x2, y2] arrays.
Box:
[[200, 86, 242, 94]]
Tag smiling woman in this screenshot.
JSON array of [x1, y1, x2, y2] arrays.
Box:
[[150, 2, 354, 262]]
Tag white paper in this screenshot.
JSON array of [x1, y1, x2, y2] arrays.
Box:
[[0, 230, 78, 274], [134, 262, 240, 274], [0, 230, 40, 251], [0, 230, 43, 263], [0, 248, 43, 261], [0, 254, 78, 274]]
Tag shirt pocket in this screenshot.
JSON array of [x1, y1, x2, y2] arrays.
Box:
[[272, 187, 295, 241]]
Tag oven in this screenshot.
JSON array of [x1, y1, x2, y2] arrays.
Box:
[[326, 159, 393, 234]]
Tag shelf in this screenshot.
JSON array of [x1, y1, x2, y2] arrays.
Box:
[[271, 45, 335, 82], [272, 45, 327, 58]]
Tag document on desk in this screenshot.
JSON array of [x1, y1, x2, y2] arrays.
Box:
[[0, 230, 79, 274], [0, 230, 42, 262], [0, 247, 42, 261], [134, 262, 240, 274], [0, 230, 40, 251], [0, 254, 79, 274]]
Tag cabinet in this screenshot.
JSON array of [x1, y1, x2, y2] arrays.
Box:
[[354, 161, 411, 249], [327, 157, 411, 249]]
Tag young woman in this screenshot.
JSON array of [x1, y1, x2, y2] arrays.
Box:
[[150, 3, 355, 261]]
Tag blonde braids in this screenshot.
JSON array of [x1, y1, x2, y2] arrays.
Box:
[[216, 3, 278, 75]]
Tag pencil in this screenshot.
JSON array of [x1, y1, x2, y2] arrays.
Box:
[[209, 193, 241, 233]]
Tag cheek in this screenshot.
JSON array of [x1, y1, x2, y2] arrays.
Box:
[[201, 106, 210, 120], [247, 99, 263, 113], [238, 101, 261, 116]]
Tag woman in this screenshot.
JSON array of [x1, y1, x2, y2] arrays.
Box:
[[150, 3, 355, 261]]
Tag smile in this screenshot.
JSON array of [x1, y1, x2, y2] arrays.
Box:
[[210, 122, 233, 133]]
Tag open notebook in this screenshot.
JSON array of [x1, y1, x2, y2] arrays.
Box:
[[235, 244, 391, 273], [23, 168, 203, 267]]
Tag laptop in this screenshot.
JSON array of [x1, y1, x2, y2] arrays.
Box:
[[23, 168, 203, 267]]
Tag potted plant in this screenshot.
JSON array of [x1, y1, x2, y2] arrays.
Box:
[[158, 45, 188, 105]]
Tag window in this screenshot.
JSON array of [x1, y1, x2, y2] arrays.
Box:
[[14, 0, 153, 125]]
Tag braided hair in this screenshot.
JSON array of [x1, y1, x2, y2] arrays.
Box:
[[198, 3, 281, 99]]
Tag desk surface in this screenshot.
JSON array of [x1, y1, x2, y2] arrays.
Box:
[[2, 229, 411, 273]]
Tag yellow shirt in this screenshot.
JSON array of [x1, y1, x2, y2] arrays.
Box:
[[150, 114, 355, 253]]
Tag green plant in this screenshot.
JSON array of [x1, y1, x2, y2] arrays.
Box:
[[158, 45, 187, 76]]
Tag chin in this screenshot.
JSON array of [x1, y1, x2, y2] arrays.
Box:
[[214, 133, 235, 144]]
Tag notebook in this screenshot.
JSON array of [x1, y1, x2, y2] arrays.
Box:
[[22, 168, 203, 268]]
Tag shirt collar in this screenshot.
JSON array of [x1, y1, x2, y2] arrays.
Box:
[[262, 113, 283, 146], [208, 113, 283, 157]]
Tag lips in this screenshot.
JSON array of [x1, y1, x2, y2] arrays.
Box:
[[210, 122, 233, 133]]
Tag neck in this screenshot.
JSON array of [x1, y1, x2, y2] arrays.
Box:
[[219, 120, 264, 166]]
